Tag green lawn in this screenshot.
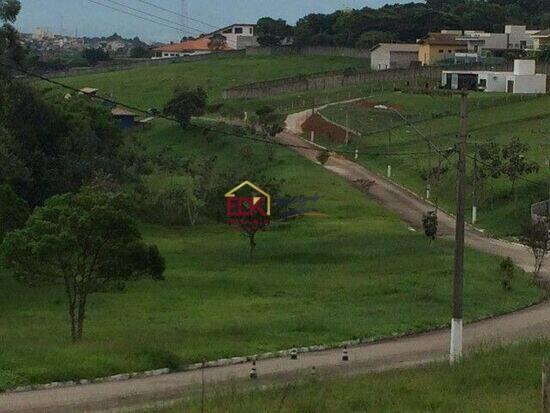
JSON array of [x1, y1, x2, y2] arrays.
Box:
[[319, 92, 550, 236], [52, 55, 371, 108], [153, 339, 550, 413], [0, 119, 539, 391]]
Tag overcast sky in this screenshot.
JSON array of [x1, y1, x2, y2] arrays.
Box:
[[16, 0, 412, 43]]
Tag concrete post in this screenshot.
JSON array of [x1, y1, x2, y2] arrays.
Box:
[[387, 165, 392, 178], [310, 131, 315, 143]]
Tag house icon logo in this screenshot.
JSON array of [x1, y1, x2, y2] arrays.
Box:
[[225, 181, 271, 218]]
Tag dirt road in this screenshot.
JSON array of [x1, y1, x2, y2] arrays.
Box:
[[0, 110, 548, 413]]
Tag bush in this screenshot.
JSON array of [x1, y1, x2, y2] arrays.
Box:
[[163, 87, 207, 128], [500, 257, 515, 291]]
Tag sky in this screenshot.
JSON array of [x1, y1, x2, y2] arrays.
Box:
[[16, 0, 410, 43]]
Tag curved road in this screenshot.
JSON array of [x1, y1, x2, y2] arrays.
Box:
[[0, 111, 548, 413]]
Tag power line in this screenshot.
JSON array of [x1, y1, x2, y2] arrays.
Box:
[[84, 0, 188, 34], [2, 62, 439, 159], [134, 0, 218, 30], [101, 0, 200, 35]]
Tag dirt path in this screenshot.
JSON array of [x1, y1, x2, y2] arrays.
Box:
[[282, 111, 549, 277], [0, 110, 548, 413]]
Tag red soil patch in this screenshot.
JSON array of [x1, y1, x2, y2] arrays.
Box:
[[301, 114, 350, 144]]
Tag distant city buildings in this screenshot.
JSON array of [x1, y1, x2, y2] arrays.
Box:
[[21, 28, 147, 57]]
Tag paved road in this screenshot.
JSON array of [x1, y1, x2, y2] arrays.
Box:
[[0, 112, 548, 413]]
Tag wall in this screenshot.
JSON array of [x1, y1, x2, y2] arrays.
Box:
[[389, 51, 419, 69], [223, 66, 443, 99], [246, 46, 371, 59], [511, 74, 547, 94], [370, 48, 390, 70]]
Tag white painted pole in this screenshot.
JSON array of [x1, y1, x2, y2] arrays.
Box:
[[387, 165, 392, 178], [310, 131, 315, 143], [355, 149, 359, 160], [426, 184, 431, 200], [450, 318, 463, 363], [472, 206, 477, 225]]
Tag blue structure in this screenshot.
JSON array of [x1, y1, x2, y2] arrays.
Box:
[[111, 107, 137, 129]]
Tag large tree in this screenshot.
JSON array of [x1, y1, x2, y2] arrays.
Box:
[[0, 0, 22, 62], [256, 17, 292, 46], [1, 189, 166, 342], [163, 87, 207, 129], [0, 78, 127, 206]]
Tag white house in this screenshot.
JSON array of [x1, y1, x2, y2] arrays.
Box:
[[152, 23, 258, 59], [442, 60, 547, 94], [456, 25, 535, 56], [209, 24, 258, 50], [370, 43, 420, 71]]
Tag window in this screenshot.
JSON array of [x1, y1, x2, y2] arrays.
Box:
[[520, 41, 527, 49], [234, 27, 243, 34], [249, 28, 253, 34], [223, 29, 232, 34], [479, 78, 487, 88], [439, 49, 444, 53], [448, 50, 452, 53]]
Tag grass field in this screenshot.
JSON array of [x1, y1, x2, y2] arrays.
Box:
[[153, 339, 549, 413], [319, 92, 550, 237], [53, 55, 371, 108], [0, 118, 540, 390]]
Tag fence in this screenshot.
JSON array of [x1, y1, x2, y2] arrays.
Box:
[[223, 66, 443, 99], [246, 45, 371, 59], [44, 50, 245, 78]]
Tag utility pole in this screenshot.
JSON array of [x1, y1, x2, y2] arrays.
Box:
[[451, 91, 468, 365], [472, 143, 478, 225], [345, 111, 350, 145], [387, 120, 392, 178]]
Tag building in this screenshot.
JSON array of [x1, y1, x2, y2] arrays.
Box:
[[111, 107, 137, 129], [441, 60, 547, 94], [370, 43, 420, 71], [152, 23, 258, 59], [417, 32, 467, 65], [209, 24, 258, 50], [532, 29, 550, 51], [456, 25, 535, 56]]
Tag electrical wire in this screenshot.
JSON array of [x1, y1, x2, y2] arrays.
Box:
[[2, 62, 440, 159], [133, 0, 219, 30], [84, 0, 189, 34]]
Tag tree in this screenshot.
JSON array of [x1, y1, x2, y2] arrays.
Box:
[[477, 139, 503, 209], [501, 138, 539, 210], [81, 48, 111, 66], [533, 45, 550, 63], [0, 183, 28, 242], [163, 87, 207, 129], [422, 210, 438, 241], [0, 81, 125, 206], [208, 33, 227, 51], [499, 257, 515, 291], [521, 218, 549, 278], [130, 46, 151, 58], [1, 189, 166, 342], [0, 0, 23, 63], [355, 31, 398, 49], [256, 17, 292, 46]]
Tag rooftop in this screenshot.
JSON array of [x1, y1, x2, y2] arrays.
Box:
[[418, 33, 467, 46], [370, 43, 419, 52]]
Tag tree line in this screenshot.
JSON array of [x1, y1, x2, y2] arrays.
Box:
[[256, 0, 549, 49]]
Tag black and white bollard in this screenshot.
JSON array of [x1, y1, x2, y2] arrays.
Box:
[[290, 348, 298, 360], [342, 346, 349, 362], [249, 361, 257, 379]]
